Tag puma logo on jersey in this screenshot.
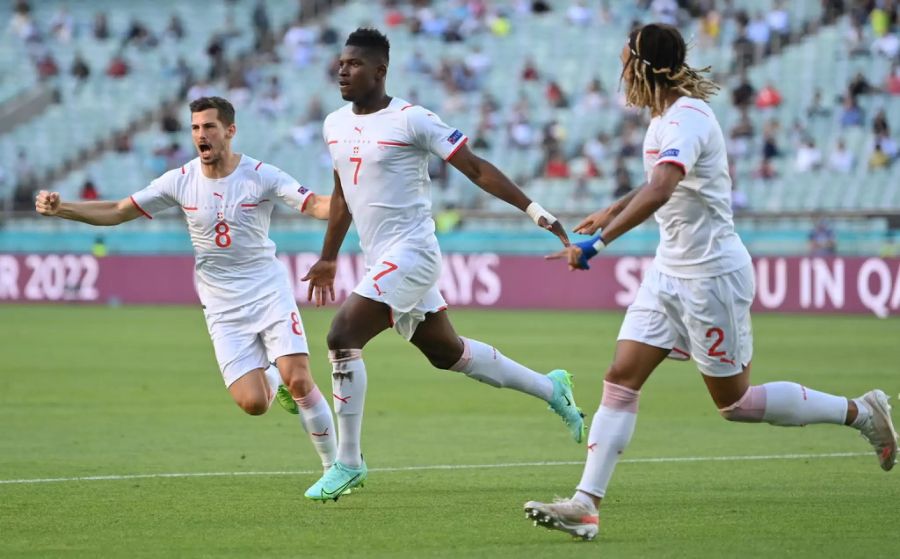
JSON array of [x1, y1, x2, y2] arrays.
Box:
[[213, 192, 223, 199], [354, 126, 364, 134]]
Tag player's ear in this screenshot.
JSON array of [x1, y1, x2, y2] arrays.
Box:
[[226, 123, 236, 139], [375, 62, 388, 81]]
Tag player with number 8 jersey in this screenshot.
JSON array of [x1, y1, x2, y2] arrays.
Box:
[[35, 97, 342, 477]]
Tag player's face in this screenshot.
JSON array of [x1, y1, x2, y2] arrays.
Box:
[[337, 46, 384, 102], [620, 44, 634, 86], [191, 109, 235, 165]]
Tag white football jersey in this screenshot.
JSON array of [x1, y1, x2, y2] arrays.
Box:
[[130, 155, 314, 313], [642, 96, 751, 278], [322, 97, 468, 264]]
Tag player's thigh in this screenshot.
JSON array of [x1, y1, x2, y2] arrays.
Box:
[[409, 307, 463, 368], [227, 367, 270, 414], [606, 339, 671, 391], [680, 266, 755, 380], [205, 307, 270, 388], [258, 292, 310, 367], [328, 293, 392, 349]]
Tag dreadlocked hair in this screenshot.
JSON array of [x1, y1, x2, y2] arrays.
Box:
[[622, 23, 719, 115]]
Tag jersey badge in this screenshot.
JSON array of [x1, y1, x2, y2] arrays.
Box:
[[447, 130, 463, 145]]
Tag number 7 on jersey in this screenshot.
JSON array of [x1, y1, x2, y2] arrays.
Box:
[[350, 156, 362, 185]]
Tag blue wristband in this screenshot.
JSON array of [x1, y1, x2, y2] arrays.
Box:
[[574, 234, 605, 269]]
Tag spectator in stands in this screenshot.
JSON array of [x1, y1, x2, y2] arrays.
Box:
[[531, 1, 552, 14], [186, 79, 215, 102], [258, 76, 286, 119], [252, 0, 272, 52], [875, 132, 898, 160], [848, 72, 876, 98], [106, 52, 129, 78], [613, 156, 633, 198], [465, 46, 492, 79], [729, 111, 755, 159], [809, 219, 837, 256], [806, 88, 831, 119], [508, 112, 534, 149], [873, 109, 890, 136], [762, 122, 781, 159], [754, 158, 778, 181], [794, 139, 823, 172], [731, 70, 756, 108], [70, 52, 90, 83], [839, 95, 865, 127], [124, 18, 158, 50], [405, 50, 431, 74], [584, 132, 609, 164], [93, 12, 110, 41], [166, 14, 186, 42], [319, 22, 338, 45], [578, 78, 608, 111], [434, 205, 462, 234], [828, 139, 855, 173], [746, 11, 771, 62], [543, 149, 570, 179], [732, 23, 755, 72], [521, 57, 540, 81], [50, 5, 73, 43], [731, 183, 749, 212], [568, 144, 601, 179], [12, 148, 37, 211], [767, 0, 791, 50], [872, 29, 899, 58], [566, 0, 592, 26], [698, 9, 721, 47], [80, 180, 99, 201], [650, 0, 678, 25], [36, 51, 59, 80], [755, 82, 782, 109], [845, 18, 869, 57], [869, 142, 891, 170], [546, 80, 569, 108], [885, 63, 900, 95], [284, 18, 317, 69], [160, 111, 181, 134]]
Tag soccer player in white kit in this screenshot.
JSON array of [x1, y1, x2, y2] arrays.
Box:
[[524, 24, 898, 541], [35, 97, 340, 473], [301, 28, 587, 501]]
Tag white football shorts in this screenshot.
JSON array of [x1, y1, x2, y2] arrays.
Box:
[[354, 242, 447, 340], [618, 263, 755, 377], [203, 287, 309, 387]]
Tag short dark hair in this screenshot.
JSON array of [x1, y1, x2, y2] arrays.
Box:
[[189, 96, 235, 126], [345, 27, 390, 64]]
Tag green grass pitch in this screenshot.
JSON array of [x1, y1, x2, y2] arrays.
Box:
[[1, 305, 898, 558]]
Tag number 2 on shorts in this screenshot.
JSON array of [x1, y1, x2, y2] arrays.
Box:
[[705, 327, 726, 357]]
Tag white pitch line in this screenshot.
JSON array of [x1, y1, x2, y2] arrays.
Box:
[[0, 451, 870, 486]]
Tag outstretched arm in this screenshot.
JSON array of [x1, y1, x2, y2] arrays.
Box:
[[573, 183, 646, 235], [547, 164, 683, 270], [300, 193, 333, 220], [447, 144, 569, 245], [301, 172, 351, 306], [35, 191, 142, 226]]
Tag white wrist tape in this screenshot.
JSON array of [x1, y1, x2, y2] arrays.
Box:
[[525, 202, 557, 226], [592, 236, 607, 252]]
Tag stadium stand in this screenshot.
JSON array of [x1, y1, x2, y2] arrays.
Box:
[[2, 0, 898, 257]]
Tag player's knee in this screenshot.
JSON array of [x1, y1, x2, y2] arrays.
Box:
[[717, 385, 765, 423], [423, 348, 459, 370], [327, 320, 355, 349], [283, 367, 314, 396], [604, 363, 632, 386], [237, 397, 269, 416]]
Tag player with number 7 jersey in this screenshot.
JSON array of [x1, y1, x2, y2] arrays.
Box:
[[302, 28, 587, 503], [34, 96, 342, 477]]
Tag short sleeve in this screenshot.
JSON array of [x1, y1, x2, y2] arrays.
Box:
[[130, 170, 179, 218], [406, 107, 468, 161], [261, 163, 315, 212], [654, 105, 712, 184]]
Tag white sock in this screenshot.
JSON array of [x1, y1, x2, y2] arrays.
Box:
[[760, 382, 848, 426], [576, 382, 639, 499], [263, 364, 281, 407], [294, 386, 337, 470], [330, 349, 367, 468], [449, 337, 553, 401], [850, 398, 872, 429]]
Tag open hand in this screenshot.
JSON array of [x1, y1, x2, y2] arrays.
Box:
[[301, 259, 337, 307], [573, 207, 614, 235], [545, 245, 589, 271]]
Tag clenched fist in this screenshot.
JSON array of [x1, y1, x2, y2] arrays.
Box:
[[35, 191, 61, 216]]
